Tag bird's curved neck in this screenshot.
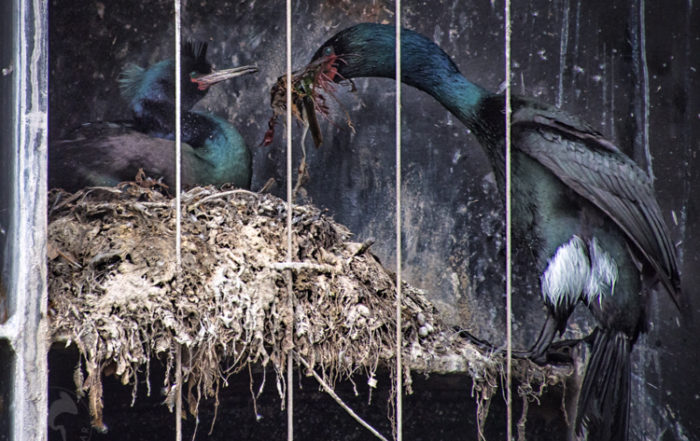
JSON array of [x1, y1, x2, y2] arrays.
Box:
[[337, 26, 490, 128], [424, 72, 488, 129], [414, 73, 506, 192], [337, 26, 504, 181]]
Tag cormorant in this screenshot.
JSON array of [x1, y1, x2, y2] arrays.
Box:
[[49, 41, 257, 191], [306, 23, 682, 441]]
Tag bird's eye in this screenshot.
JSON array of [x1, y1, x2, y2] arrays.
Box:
[[323, 46, 334, 56]]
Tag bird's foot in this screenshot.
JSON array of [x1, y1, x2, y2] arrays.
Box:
[[454, 327, 577, 365], [521, 337, 592, 365]]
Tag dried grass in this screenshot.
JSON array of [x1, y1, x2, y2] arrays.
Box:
[[47, 185, 569, 435]]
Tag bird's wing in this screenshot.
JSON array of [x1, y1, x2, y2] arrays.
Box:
[[49, 129, 184, 192], [512, 104, 682, 307]]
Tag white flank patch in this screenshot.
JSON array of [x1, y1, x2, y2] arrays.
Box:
[[584, 237, 619, 306], [541, 235, 590, 310]]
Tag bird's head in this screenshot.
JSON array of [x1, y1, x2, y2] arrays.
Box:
[[184, 41, 258, 95], [309, 23, 460, 89], [261, 24, 396, 147], [182, 41, 213, 92], [263, 23, 465, 147], [309, 23, 396, 82], [119, 40, 258, 113]]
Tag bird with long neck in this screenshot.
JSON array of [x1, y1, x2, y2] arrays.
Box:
[[306, 23, 682, 441], [50, 41, 256, 192]]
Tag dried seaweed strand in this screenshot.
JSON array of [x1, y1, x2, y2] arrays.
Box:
[[269, 262, 337, 273], [190, 189, 258, 209]]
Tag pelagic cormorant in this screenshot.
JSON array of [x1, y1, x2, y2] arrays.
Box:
[[49, 41, 256, 191], [305, 23, 682, 441]]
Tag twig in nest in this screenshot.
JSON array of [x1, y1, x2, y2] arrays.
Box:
[[352, 238, 376, 257], [560, 379, 571, 428], [517, 393, 529, 441], [258, 177, 277, 193], [48, 241, 83, 268], [269, 261, 338, 274], [189, 189, 259, 209], [130, 168, 170, 193], [295, 352, 390, 441], [248, 363, 262, 422]]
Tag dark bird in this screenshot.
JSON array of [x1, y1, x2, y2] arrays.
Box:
[[306, 23, 682, 441], [49, 42, 257, 192]]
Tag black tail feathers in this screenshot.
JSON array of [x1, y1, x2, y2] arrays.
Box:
[[576, 328, 631, 441]]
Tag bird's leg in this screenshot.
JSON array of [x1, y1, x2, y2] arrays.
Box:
[[455, 324, 580, 365], [515, 314, 560, 365], [517, 314, 594, 364]]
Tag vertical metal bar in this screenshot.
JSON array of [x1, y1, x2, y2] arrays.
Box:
[[285, 0, 294, 440], [174, 1, 182, 269], [175, 345, 182, 441], [11, 0, 49, 440], [394, 3, 403, 441], [504, 0, 513, 440], [173, 1, 183, 441]]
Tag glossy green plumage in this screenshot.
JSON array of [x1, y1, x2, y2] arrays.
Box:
[[50, 42, 252, 192], [311, 23, 681, 441], [49, 115, 251, 192]]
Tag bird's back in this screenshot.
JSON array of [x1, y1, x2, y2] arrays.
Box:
[[475, 95, 681, 308], [49, 116, 252, 192], [49, 122, 179, 192]]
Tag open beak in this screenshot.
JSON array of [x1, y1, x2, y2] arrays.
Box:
[[192, 65, 258, 90]]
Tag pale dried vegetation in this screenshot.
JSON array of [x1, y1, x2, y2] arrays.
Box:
[[48, 185, 569, 437]]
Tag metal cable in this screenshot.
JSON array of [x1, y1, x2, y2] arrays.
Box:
[[173, 1, 183, 440], [394, 4, 403, 441], [285, 0, 294, 439], [174, 0, 182, 269]]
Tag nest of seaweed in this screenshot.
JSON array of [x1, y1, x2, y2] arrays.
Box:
[[48, 185, 569, 435]]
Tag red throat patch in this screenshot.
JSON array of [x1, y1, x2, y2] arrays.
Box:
[[190, 77, 209, 91]]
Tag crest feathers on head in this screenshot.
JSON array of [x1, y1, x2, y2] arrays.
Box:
[[184, 40, 210, 72], [118, 64, 146, 102]]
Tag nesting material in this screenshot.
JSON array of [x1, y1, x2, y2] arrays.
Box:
[[48, 185, 569, 433]]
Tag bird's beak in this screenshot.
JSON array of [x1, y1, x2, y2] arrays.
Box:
[[191, 65, 258, 90]]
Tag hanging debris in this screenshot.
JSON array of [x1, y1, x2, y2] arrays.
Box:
[[262, 54, 355, 148], [48, 185, 569, 435]]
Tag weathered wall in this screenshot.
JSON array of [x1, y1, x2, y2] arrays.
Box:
[[49, 0, 700, 439]]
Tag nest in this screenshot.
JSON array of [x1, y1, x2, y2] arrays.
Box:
[[48, 185, 569, 436]]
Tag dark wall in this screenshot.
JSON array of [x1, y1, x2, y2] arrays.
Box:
[[49, 0, 700, 439]]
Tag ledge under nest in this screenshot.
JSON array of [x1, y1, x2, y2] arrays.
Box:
[[48, 185, 570, 437]]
